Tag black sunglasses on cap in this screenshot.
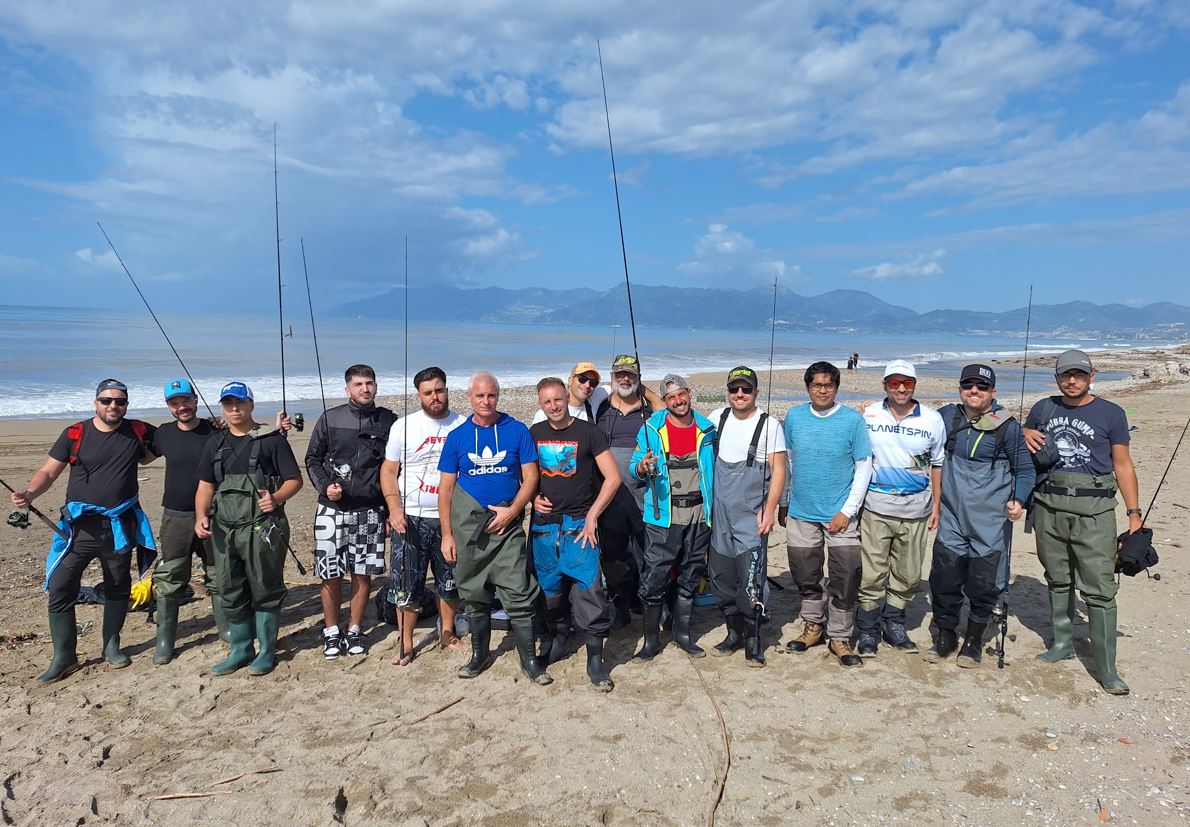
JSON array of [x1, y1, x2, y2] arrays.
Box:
[[959, 379, 993, 391]]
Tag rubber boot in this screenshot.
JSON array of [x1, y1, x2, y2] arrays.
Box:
[[1036, 587, 1076, 663], [923, 627, 959, 664], [711, 614, 745, 657], [458, 611, 493, 679], [1088, 605, 1129, 696], [211, 596, 230, 643], [612, 594, 632, 629], [955, 619, 987, 668], [636, 604, 664, 661], [36, 610, 80, 684], [857, 605, 881, 657], [211, 616, 256, 675], [672, 596, 705, 658], [744, 613, 765, 668], [585, 635, 614, 692], [153, 598, 179, 665], [512, 621, 553, 686], [248, 609, 280, 676], [102, 599, 131, 668], [543, 603, 570, 665]]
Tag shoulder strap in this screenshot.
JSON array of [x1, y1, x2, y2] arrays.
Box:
[[713, 409, 731, 458], [212, 431, 231, 486], [584, 400, 594, 422], [746, 412, 768, 468], [944, 407, 966, 456], [248, 437, 264, 488], [67, 421, 86, 465], [128, 420, 149, 457]]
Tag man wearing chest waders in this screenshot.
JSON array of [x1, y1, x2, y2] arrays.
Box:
[[194, 382, 302, 676], [926, 365, 1034, 668]]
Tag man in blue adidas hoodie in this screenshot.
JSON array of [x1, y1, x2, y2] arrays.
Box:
[[630, 373, 717, 661]]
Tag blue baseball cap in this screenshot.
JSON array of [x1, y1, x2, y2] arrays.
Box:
[[219, 381, 253, 402], [163, 378, 195, 400]]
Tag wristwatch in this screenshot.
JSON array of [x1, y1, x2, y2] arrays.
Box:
[[1125, 508, 1143, 517]]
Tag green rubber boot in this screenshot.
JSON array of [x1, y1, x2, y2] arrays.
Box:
[[36, 610, 80, 684], [247, 609, 280, 676], [211, 616, 256, 675], [102, 599, 131, 668], [1088, 605, 1129, 696], [153, 598, 179, 665], [210, 596, 230, 643], [1036, 588, 1076, 663]]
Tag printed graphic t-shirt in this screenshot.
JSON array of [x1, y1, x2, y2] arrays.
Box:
[[149, 419, 215, 513], [530, 418, 611, 517], [863, 400, 946, 519], [385, 410, 466, 519], [1024, 396, 1128, 476], [49, 418, 155, 508], [438, 413, 538, 510]]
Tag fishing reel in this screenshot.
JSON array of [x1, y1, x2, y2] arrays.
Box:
[[6, 509, 30, 530], [333, 462, 353, 481], [292, 412, 305, 432]]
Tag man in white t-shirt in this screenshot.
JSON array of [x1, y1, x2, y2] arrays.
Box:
[[380, 366, 467, 665], [707, 366, 786, 667], [857, 360, 946, 658]]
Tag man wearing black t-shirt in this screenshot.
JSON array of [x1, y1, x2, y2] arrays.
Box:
[[194, 381, 303, 676], [10, 379, 157, 683], [530, 377, 622, 691]]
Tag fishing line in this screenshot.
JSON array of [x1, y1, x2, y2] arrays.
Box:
[[300, 238, 327, 418], [272, 124, 289, 422]]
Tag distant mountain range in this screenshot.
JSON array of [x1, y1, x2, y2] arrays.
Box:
[[332, 284, 1189, 340]]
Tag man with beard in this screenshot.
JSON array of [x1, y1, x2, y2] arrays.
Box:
[[380, 366, 467, 665], [305, 365, 397, 659]]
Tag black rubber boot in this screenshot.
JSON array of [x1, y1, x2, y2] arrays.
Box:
[[923, 627, 959, 664], [153, 597, 179, 665], [1089, 605, 1129, 696], [543, 602, 571, 664], [36, 610, 80, 684], [512, 621, 553, 686], [458, 611, 493, 679], [636, 604, 664, 661], [711, 614, 745, 657], [672, 596, 705, 658], [247, 609, 280, 676], [744, 613, 765, 668], [1036, 588, 1076, 663], [585, 635, 614, 692], [955, 619, 986, 668], [102, 599, 131, 668], [211, 617, 256, 675], [612, 594, 632, 629], [857, 606, 881, 657]]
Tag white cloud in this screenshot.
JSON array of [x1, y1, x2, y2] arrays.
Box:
[[853, 248, 946, 281], [679, 224, 799, 283], [74, 248, 121, 269]]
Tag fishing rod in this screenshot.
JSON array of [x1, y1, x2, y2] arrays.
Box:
[[272, 124, 299, 431], [300, 238, 327, 418], [0, 477, 69, 540], [597, 40, 659, 521], [96, 223, 216, 419], [1140, 415, 1190, 532], [748, 276, 781, 658], [397, 234, 411, 665]]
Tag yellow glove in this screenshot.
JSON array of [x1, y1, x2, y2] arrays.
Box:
[[129, 574, 155, 610]]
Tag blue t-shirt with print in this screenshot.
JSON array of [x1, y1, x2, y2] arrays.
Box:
[[783, 404, 872, 523], [1024, 396, 1129, 476], [438, 413, 538, 509]]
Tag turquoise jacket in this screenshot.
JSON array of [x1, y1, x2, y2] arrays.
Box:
[[44, 497, 157, 591], [630, 409, 717, 529]]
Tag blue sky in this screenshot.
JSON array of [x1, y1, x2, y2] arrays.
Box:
[[2, 1, 1189, 313]]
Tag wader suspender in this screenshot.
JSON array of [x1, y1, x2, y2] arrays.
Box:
[[584, 400, 594, 422], [213, 433, 264, 489], [715, 409, 768, 467], [944, 408, 1005, 461]]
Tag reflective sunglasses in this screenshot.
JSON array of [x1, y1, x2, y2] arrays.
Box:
[[960, 379, 993, 391], [575, 375, 599, 386], [885, 378, 916, 390], [96, 397, 129, 406]]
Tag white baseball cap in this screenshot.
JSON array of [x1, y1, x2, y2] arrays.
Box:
[[883, 360, 917, 380]]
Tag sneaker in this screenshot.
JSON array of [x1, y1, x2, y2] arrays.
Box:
[[882, 621, 918, 652], [857, 632, 879, 658], [346, 628, 366, 656], [323, 630, 345, 660]]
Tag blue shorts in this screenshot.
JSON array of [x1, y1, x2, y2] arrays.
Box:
[[530, 514, 602, 596]]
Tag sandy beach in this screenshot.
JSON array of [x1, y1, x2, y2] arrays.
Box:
[[1, 345, 1188, 825]]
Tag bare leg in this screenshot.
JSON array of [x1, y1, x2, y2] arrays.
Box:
[[348, 574, 371, 630], [439, 598, 464, 650], [391, 608, 417, 665], [320, 578, 343, 630]]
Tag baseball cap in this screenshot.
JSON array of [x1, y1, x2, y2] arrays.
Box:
[[726, 366, 759, 389], [883, 360, 917, 380], [659, 373, 689, 398], [611, 354, 640, 375], [959, 364, 996, 386], [1055, 349, 1093, 375], [95, 378, 128, 397], [570, 361, 601, 383], [163, 378, 195, 400], [219, 381, 253, 401]]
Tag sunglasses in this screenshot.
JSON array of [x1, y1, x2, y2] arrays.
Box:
[[97, 397, 128, 406], [960, 380, 993, 391], [727, 385, 755, 395], [575, 375, 599, 386], [885, 378, 916, 390]]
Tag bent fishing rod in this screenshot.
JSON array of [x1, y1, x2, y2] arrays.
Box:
[[0, 477, 69, 540], [597, 40, 660, 520], [96, 223, 216, 419], [300, 238, 328, 419]]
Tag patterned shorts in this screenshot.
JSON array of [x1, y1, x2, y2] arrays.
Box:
[[314, 504, 386, 579]]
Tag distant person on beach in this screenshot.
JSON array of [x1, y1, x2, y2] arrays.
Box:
[[438, 372, 550, 685], [631, 373, 717, 660], [857, 360, 946, 658], [380, 366, 467, 664], [705, 366, 785, 667], [779, 361, 872, 668], [853, 352, 860, 369], [846, 355, 855, 371], [530, 377, 622, 690], [11, 379, 157, 683], [194, 381, 303, 676], [305, 365, 396, 660], [1023, 349, 1142, 695], [532, 360, 663, 424], [926, 364, 1033, 668]]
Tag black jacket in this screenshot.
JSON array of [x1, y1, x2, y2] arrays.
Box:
[[304, 401, 397, 511]]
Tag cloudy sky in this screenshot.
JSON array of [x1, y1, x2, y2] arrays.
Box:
[[2, 1, 1189, 313]]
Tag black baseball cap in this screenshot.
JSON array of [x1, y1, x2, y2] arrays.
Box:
[[726, 366, 759, 389], [96, 379, 128, 397], [959, 364, 996, 386]]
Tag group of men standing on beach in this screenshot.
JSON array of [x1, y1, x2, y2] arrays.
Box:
[[10, 348, 1145, 696]]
